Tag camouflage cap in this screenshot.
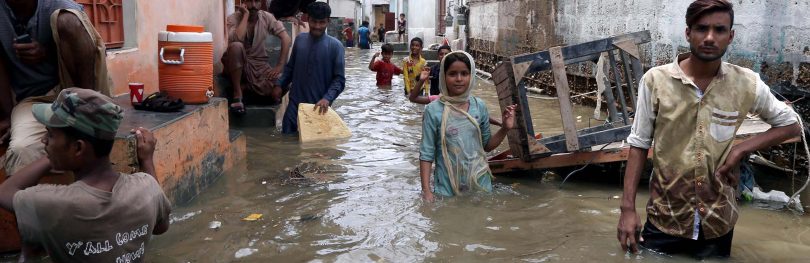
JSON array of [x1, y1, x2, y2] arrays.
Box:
[[32, 88, 123, 140]]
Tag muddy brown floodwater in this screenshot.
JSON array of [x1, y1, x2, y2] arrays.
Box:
[[147, 49, 810, 262]]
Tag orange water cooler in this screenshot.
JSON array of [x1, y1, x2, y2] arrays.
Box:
[[158, 25, 214, 104]]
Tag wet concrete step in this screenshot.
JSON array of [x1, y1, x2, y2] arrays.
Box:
[[394, 49, 438, 61], [388, 42, 408, 51], [230, 104, 279, 128], [110, 96, 243, 204]]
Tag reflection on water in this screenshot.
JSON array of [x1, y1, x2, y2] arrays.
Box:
[[147, 48, 810, 262]]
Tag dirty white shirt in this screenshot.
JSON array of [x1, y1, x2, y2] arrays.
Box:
[[627, 66, 797, 240], [627, 74, 797, 150]]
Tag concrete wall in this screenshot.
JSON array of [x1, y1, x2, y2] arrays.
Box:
[[468, 0, 810, 86], [407, 0, 438, 46], [332, 0, 361, 20], [468, 0, 560, 57], [106, 0, 227, 96]]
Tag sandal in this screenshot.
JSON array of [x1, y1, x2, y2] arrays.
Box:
[[229, 98, 246, 115], [133, 92, 185, 112]]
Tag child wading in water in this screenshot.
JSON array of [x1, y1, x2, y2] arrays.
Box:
[[409, 46, 503, 126], [402, 37, 427, 97], [419, 51, 516, 202], [368, 43, 402, 89]]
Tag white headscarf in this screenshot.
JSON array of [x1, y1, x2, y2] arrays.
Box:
[[438, 51, 476, 105]]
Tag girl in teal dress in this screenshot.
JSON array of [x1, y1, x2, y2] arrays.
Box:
[[418, 51, 517, 202]]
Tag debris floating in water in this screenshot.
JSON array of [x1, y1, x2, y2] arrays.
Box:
[[169, 210, 202, 224], [209, 221, 222, 229], [242, 214, 263, 221], [234, 248, 258, 258], [282, 162, 347, 185], [464, 244, 506, 252]]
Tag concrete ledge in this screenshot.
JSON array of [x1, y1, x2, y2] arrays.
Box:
[[109, 96, 236, 205], [389, 42, 408, 51], [394, 49, 438, 61]]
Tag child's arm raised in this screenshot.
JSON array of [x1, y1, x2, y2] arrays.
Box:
[[484, 104, 516, 152], [409, 67, 431, 104], [368, 52, 380, 71]]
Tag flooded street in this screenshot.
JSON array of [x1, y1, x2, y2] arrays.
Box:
[[148, 48, 810, 262]]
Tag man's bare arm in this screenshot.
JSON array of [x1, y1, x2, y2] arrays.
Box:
[[716, 123, 801, 180], [0, 158, 51, 212], [234, 6, 249, 42], [275, 30, 292, 69], [617, 146, 646, 253]]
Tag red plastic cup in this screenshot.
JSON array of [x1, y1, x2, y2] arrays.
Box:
[[129, 82, 145, 105]]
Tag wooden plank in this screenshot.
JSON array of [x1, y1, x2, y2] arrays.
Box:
[[490, 134, 802, 174], [494, 62, 531, 160], [630, 56, 645, 96], [490, 148, 630, 173], [492, 62, 510, 85], [512, 31, 651, 75], [540, 126, 632, 153], [620, 50, 637, 109], [607, 50, 630, 125], [597, 53, 620, 123], [613, 39, 641, 59], [549, 46, 580, 151], [517, 82, 551, 157]]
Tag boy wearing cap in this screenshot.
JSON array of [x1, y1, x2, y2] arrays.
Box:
[[0, 88, 171, 262]]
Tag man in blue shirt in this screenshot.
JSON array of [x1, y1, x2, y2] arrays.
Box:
[[357, 21, 371, 49], [278, 2, 346, 134]]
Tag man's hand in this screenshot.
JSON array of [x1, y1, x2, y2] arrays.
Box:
[[132, 127, 158, 179], [0, 118, 10, 145], [715, 148, 744, 186], [133, 127, 156, 162], [236, 4, 249, 16], [373, 52, 380, 59], [314, 99, 330, 115], [14, 41, 47, 64], [502, 104, 517, 129], [269, 66, 282, 79], [617, 209, 642, 254]]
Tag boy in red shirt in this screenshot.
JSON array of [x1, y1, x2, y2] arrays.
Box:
[[368, 44, 402, 89], [343, 22, 354, 47]]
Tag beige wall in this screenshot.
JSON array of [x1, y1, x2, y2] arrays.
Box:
[[106, 0, 228, 96]]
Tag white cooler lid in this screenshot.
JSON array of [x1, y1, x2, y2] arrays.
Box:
[[158, 31, 213, 42]]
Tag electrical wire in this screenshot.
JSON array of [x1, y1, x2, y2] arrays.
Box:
[[788, 111, 809, 212], [768, 90, 809, 212], [559, 142, 613, 188]]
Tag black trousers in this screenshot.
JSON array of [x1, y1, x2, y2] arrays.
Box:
[[640, 220, 733, 259]]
